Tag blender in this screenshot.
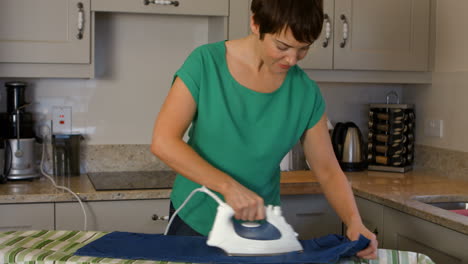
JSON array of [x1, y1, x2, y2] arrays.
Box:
[[2, 81, 40, 180]]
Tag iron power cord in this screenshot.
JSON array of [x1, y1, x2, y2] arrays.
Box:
[[163, 186, 223, 235]]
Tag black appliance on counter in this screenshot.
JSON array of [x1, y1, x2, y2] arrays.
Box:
[[1, 81, 40, 182]]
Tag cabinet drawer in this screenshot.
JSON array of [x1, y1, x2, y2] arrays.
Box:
[[0, 203, 54, 231], [55, 199, 170, 233], [281, 194, 341, 239], [92, 0, 228, 16], [384, 207, 468, 263]]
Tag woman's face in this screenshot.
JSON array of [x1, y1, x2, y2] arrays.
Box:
[[252, 23, 312, 73]]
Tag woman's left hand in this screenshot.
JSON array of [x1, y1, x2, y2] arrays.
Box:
[[346, 222, 378, 260]]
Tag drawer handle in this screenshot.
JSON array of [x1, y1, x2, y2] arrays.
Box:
[[77, 2, 85, 40], [152, 214, 169, 221], [322, 14, 331, 48], [144, 0, 179, 7], [340, 14, 349, 48]]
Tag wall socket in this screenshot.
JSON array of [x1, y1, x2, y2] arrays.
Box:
[[52, 106, 72, 134], [424, 119, 444, 138]]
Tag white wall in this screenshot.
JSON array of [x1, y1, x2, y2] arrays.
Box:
[[318, 82, 403, 136], [404, 0, 468, 152], [0, 13, 401, 145]]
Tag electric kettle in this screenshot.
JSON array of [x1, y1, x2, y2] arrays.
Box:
[[331, 122, 366, 171]]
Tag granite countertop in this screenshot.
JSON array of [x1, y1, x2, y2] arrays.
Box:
[[0, 174, 173, 203], [0, 169, 467, 235], [284, 169, 468, 236], [0, 171, 320, 204], [349, 169, 468, 236]]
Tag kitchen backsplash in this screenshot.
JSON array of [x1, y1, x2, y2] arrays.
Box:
[[37, 143, 169, 174], [414, 145, 468, 181], [83, 144, 170, 173], [52, 143, 468, 182]]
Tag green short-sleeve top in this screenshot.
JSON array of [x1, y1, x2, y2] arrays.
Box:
[[170, 41, 326, 236]]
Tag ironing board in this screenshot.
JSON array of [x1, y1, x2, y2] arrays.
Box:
[[0, 230, 435, 264]]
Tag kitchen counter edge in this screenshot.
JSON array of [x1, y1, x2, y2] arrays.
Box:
[[0, 169, 467, 235]]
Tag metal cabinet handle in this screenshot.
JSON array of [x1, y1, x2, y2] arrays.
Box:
[[322, 14, 331, 48], [340, 14, 349, 48], [152, 214, 169, 221], [144, 0, 179, 6], [77, 2, 85, 40]]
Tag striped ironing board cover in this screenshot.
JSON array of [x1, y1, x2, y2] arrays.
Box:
[[0, 230, 435, 264]]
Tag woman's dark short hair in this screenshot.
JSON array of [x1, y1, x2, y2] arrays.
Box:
[[251, 0, 324, 44]]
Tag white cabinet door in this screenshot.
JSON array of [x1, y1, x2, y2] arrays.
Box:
[[383, 207, 468, 264], [333, 0, 430, 71], [0, 203, 54, 231], [228, 0, 251, 40], [0, 0, 91, 64], [55, 199, 170, 234], [298, 0, 334, 70], [228, 0, 431, 73], [281, 194, 341, 240]]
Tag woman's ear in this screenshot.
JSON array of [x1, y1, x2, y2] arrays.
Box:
[[250, 14, 260, 36]]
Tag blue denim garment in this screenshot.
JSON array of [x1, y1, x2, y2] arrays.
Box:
[[75, 232, 370, 264]]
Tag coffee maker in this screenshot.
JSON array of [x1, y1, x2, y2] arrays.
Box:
[[1, 81, 40, 181]]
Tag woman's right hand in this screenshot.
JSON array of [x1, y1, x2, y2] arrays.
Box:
[[221, 182, 265, 221]]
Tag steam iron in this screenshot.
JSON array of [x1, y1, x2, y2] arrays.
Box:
[[202, 187, 304, 256], [164, 186, 303, 256]]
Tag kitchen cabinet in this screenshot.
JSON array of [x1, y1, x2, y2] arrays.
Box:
[[281, 194, 342, 239], [0, 0, 229, 78], [0, 203, 54, 231], [55, 199, 170, 233], [301, 0, 431, 71], [92, 0, 228, 17], [228, 0, 251, 40], [91, 0, 229, 43], [354, 196, 468, 263], [228, 0, 432, 83], [383, 206, 468, 264], [354, 196, 384, 246], [0, 0, 93, 78]]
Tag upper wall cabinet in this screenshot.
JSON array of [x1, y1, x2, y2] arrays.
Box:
[[91, 0, 230, 44], [0, 0, 229, 78], [91, 0, 228, 16], [0, 0, 92, 78], [301, 0, 431, 71], [228, 0, 433, 83]]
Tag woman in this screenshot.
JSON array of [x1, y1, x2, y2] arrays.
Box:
[[151, 0, 377, 259]]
